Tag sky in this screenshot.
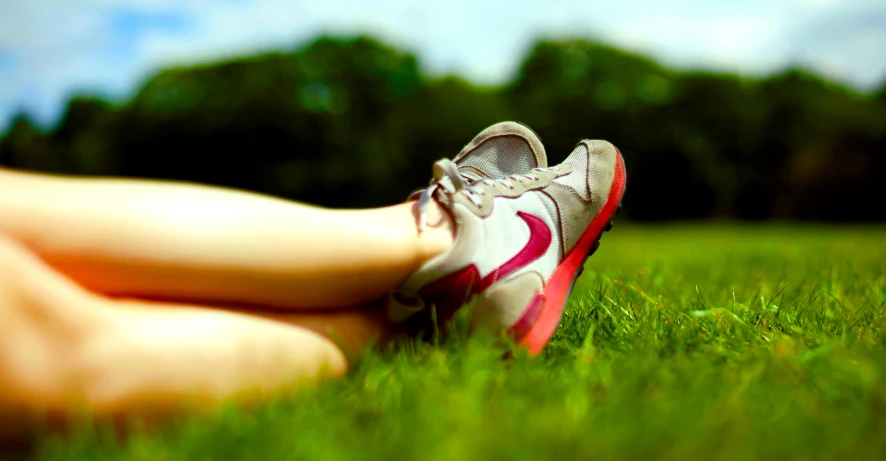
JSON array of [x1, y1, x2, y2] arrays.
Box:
[[1, 0, 885, 132]]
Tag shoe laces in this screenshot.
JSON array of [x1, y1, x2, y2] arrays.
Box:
[[417, 159, 560, 231]]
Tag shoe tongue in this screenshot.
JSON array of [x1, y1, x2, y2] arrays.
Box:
[[453, 121, 548, 179]]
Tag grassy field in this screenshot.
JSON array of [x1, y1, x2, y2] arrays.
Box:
[[34, 225, 886, 461]]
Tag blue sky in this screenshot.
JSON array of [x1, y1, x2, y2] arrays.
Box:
[[1, 0, 885, 132]]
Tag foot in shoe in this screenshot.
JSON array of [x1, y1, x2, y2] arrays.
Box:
[[389, 137, 627, 355]]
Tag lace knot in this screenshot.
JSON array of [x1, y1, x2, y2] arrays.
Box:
[[416, 160, 556, 232]]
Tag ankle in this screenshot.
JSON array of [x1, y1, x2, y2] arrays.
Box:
[[414, 200, 455, 264]]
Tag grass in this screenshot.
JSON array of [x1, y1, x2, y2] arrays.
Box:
[[34, 224, 886, 461]]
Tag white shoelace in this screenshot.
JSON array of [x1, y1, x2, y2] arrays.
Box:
[[416, 159, 559, 231]]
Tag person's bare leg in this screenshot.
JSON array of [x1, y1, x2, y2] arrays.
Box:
[[0, 168, 452, 309], [0, 235, 392, 439]]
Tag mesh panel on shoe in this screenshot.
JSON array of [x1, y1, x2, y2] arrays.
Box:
[[457, 136, 538, 179], [554, 144, 592, 200]]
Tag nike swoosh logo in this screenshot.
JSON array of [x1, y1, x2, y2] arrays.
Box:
[[481, 211, 552, 289], [419, 211, 552, 315]]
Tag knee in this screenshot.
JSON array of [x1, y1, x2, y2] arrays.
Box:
[[0, 236, 43, 319], [0, 236, 52, 297], [0, 307, 114, 419], [0, 234, 30, 275], [0, 235, 111, 413], [0, 232, 101, 324]]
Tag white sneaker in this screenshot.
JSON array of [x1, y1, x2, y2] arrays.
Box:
[[390, 139, 627, 355]]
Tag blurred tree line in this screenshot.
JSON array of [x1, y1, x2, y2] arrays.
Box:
[[1, 36, 884, 220]]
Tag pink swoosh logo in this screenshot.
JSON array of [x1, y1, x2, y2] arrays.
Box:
[[479, 211, 552, 290], [419, 211, 552, 319]]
